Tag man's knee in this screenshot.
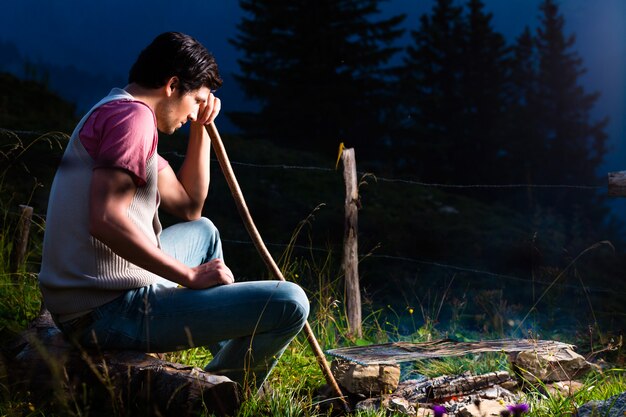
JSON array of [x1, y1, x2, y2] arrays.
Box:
[[194, 216, 219, 236], [280, 282, 310, 328], [191, 217, 223, 261]]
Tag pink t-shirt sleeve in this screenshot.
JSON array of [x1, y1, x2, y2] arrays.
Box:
[[79, 100, 166, 186], [157, 153, 170, 172]]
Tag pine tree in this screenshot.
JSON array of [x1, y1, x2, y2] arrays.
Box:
[[397, 0, 464, 178], [457, 0, 510, 183], [229, 0, 405, 162], [398, 0, 509, 183], [532, 0, 608, 228], [502, 26, 544, 209]]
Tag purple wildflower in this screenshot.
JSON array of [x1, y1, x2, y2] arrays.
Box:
[[432, 405, 447, 417], [507, 403, 530, 416]]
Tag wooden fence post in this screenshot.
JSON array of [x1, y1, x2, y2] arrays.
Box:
[[10, 204, 33, 275], [341, 148, 362, 338], [608, 171, 626, 197]]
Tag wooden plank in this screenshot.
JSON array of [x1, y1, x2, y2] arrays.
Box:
[[326, 338, 575, 365]]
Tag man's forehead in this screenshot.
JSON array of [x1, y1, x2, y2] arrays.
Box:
[[194, 87, 211, 101]]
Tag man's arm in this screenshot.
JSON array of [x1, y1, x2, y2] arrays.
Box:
[[158, 94, 221, 220], [89, 167, 233, 289]]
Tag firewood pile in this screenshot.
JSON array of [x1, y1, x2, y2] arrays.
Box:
[[324, 339, 597, 416]]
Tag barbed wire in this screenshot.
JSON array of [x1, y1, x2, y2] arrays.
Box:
[[221, 238, 625, 295], [0, 130, 614, 190], [3, 131, 620, 299], [168, 153, 607, 191], [228, 159, 606, 190], [364, 176, 603, 190]]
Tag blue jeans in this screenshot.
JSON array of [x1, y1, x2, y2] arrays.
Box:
[[65, 218, 310, 389]]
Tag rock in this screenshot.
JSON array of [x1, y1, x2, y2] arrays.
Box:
[[511, 348, 593, 382], [545, 380, 585, 397], [389, 397, 416, 415], [331, 359, 400, 397], [355, 396, 417, 416], [456, 399, 507, 417], [416, 407, 436, 416], [477, 385, 517, 402], [500, 379, 519, 392], [354, 397, 385, 412], [576, 391, 626, 417]]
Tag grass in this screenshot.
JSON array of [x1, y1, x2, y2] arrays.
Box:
[[0, 131, 624, 416], [519, 369, 626, 416], [406, 352, 511, 380], [0, 130, 55, 340], [1, 225, 625, 417], [1, 201, 624, 416]]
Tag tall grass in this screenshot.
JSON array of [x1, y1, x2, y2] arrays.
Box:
[[0, 130, 66, 335], [1, 212, 625, 416], [0, 130, 67, 417], [519, 369, 626, 416], [0, 131, 624, 416]]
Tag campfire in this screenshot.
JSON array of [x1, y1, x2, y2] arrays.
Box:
[[324, 338, 594, 416]]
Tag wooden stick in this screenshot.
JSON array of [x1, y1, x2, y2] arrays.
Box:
[[205, 124, 348, 409]]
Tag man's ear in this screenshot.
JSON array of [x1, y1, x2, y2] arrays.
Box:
[[165, 76, 179, 96]]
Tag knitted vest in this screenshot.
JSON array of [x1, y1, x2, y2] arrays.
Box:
[[39, 88, 162, 316]]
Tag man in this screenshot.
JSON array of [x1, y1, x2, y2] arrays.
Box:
[[39, 32, 309, 390]]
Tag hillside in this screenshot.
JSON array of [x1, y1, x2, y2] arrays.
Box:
[[0, 72, 77, 132], [160, 130, 626, 334], [2, 75, 624, 337]]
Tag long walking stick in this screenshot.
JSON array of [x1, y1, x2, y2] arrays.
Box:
[[205, 124, 348, 409]]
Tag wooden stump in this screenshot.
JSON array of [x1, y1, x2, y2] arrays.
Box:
[[3, 310, 242, 416]]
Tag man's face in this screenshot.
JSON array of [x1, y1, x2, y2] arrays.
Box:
[[157, 86, 211, 134]]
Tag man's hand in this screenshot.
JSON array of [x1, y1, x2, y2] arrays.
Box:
[[159, 91, 221, 221], [193, 92, 221, 126], [187, 258, 234, 289]]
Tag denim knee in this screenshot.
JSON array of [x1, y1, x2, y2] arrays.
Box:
[[194, 217, 223, 261], [279, 281, 310, 329], [194, 217, 219, 237]]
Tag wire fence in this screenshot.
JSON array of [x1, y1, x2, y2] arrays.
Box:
[[161, 152, 607, 191], [4, 132, 624, 300], [171, 154, 621, 297], [221, 238, 624, 296]]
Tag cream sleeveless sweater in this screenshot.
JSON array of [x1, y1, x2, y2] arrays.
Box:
[[39, 88, 162, 315]]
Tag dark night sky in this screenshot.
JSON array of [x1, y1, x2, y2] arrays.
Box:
[[1, 0, 625, 177]]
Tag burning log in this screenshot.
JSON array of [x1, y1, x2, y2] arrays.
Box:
[[395, 371, 513, 403]]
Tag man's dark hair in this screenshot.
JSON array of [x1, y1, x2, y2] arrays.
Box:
[[129, 32, 222, 93]]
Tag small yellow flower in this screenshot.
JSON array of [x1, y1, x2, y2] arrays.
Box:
[[408, 308, 414, 315]]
